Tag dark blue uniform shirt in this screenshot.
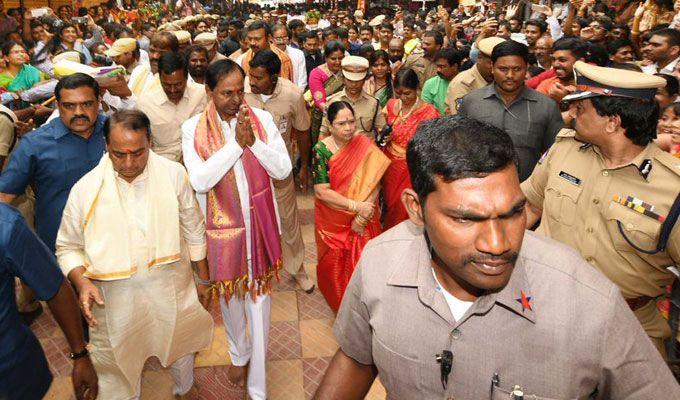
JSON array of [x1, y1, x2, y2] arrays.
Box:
[[0, 115, 106, 252], [0, 204, 65, 399]]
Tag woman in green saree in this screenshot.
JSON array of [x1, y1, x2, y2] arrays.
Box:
[[0, 41, 47, 92]]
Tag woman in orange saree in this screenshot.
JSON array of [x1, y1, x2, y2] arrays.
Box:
[[313, 101, 391, 313], [382, 68, 440, 230]]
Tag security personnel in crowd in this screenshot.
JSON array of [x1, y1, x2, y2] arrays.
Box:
[[445, 37, 505, 115], [313, 115, 680, 399], [522, 61, 680, 355], [320, 56, 385, 139]]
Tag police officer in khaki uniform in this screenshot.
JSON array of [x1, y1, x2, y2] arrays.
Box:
[[522, 61, 680, 355], [319, 56, 386, 139], [403, 30, 442, 88], [445, 37, 505, 115], [244, 49, 315, 293], [313, 116, 680, 399]]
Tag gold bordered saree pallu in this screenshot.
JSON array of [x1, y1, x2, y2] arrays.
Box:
[[194, 101, 282, 300]]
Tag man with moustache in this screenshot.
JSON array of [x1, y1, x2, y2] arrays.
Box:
[[313, 115, 680, 399], [388, 37, 405, 75], [271, 24, 307, 90], [536, 38, 588, 103], [244, 49, 315, 292], [137, 52, 207, 162], [185, 45, 209, 84], [148, 31, 180, 75], [0, 74, 106, 253], [523, 62, 680, 356], [445, 37, 504, 115], [302, 32, 323, 81], [421, 49, 463, 115], [182, 59, 291, 400], [236, 21, 293, 82], [534, 36, 553, 70], [641, 28, 680, 75], [404, 30, 442, 86], [458, 41, 563, 182], [194, 32, 227, 64]]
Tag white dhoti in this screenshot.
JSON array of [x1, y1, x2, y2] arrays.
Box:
[[219, 261, 271, 400], [56, 152, 214, 400], [90, 243, 213, 400]]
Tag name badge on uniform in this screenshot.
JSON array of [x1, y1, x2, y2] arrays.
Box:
[[558, 171, 581, 186], [277, 117, 288, 137]]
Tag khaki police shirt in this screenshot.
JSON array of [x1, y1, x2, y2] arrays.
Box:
[[0, 111, 14, 161], [444, 63, 490, 115], [319, 89, 386, 139], [335, 221, 680, 399], [245, 78, 310, 161], [404, 50, 437, 88], [522, 129, 680, 301]]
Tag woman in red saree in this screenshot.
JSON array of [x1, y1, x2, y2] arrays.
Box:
[[313, 101, 391, 313], [382, 68, 440, 230]]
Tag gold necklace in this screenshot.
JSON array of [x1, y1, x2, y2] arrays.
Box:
[[399, 98, 420, 121]]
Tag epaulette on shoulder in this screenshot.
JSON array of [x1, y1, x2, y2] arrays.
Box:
[[654, 150, 680, 177], [555, 128, 576, 140]]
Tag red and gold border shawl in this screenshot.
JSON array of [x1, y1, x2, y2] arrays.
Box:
[[194, 101, 282, 300]]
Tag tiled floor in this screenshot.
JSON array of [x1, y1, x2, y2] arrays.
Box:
[[35, 193, 386, 399]]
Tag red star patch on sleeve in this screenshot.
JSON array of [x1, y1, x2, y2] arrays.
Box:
[[516, 291, 532, 312]]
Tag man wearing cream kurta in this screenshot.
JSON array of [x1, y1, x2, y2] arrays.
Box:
[[137, 52, 207, 162], [56, 110, 213, 400]]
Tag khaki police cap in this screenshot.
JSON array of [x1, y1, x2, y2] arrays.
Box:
[[563, 61, 667, 102], [341, 56, 369, 81], [194, 32, 217, 49], [211, 14, 220, 20], [105, 38, 137, 57], [173, 30, 192, 44], [478, 37, 506, 57], [369, 15, 385, 27]]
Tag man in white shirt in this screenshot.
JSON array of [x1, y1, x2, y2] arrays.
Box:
[[138, 52, 207, 162], [641, 28, 680, 75], [272, 24, 307, 90], [181, 59, 291, 400]]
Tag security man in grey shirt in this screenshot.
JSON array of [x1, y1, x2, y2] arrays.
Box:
[[459, 40, 563, 182], [313, 116, 680, 399]]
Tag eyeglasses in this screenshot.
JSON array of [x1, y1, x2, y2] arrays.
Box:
[[272, 36, 287, 43]]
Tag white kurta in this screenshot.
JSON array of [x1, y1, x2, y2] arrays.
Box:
[[181, 107, 292, 259], [56, 159, 213, 399], [181, 107, 292, 400]]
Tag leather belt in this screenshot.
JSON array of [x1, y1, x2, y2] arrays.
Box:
[[625, 296, 654, 311]]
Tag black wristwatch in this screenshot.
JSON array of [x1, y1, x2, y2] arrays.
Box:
[[69, 348, 89, 360]]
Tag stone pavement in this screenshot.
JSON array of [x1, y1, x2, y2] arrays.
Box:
[[36, 193, 386, 400]]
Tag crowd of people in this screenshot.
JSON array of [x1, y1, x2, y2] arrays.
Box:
[[1, 0, 680, 399]]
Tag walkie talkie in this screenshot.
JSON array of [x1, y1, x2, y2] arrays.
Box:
[[436, 350, 453, 389]]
